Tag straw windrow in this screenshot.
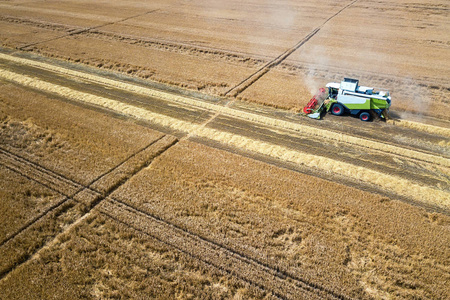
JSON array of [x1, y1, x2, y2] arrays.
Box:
[[0, 68, 448, 210]]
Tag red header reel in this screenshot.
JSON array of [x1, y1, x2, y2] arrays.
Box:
[[303, 88, 328, 114]]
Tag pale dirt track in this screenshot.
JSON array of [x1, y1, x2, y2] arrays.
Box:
[[0, 1, 449, 299]]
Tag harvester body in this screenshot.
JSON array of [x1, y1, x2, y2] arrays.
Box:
[[304, 78, 391, 121]]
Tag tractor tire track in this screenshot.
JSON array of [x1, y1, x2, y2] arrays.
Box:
[[0, 15, 77, 32], [0, 14, 271, 67], [0, 135, 177, 279], [99, 198, 350, 300], [83, 29, 270, 67], [223, 0, 360, 97], [15, 10, 160, 50], [0, 147, 85, 197], [0, 137, 349, 299]]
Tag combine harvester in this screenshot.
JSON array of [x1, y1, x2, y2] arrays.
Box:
[[303, 78, 391, 121]]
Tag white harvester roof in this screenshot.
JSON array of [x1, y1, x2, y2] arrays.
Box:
[[326, 82, 340, 89]]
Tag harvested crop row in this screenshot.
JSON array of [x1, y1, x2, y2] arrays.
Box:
[[1, 68, 447, 209], [388, 119, 450, 137], [1, 53, 447, 166]]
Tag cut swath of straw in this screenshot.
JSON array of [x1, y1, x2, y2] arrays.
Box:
[[0, 53, 448, 168], [1, 68, 448, 210]]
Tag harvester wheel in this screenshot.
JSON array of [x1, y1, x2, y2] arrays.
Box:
[[359, 112, 371, 122], [331, 103, 344, 116]]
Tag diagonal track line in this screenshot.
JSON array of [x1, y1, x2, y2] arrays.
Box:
[[0, 134, 168, 248], [224, 0, 360, 97], [0, 136, 178, 280], [18, 9, 159, 50], [99, 197, 350, 300]]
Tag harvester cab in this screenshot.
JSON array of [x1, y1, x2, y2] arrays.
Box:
[[303, 78, 391, 122]]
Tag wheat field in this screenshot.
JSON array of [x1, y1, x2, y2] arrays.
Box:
[[1, 0, 449, 298]]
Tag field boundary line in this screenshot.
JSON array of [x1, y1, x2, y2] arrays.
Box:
[[1, 52, 448, 165], [0, 147, 85, 194], [0, 67, 447, 210]]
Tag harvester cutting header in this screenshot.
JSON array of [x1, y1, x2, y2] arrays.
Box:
[[303, 78, 391, 121]]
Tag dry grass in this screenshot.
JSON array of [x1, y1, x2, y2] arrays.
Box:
[[112, 140, 450, 299], [0, 165, 63, 241], [0, 211, 262, 299]]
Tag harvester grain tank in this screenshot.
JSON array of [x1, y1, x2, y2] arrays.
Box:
[[303, 78, 391, 121]]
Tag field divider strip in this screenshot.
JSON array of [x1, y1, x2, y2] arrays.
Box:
[[0, 67, 447, 210], [1, 52, 447, 165]]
